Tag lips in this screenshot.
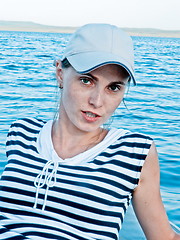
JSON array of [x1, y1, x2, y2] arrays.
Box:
[[84, 111, 100, 117], [81, 111, 101, 122]]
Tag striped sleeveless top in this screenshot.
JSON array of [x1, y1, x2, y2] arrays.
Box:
[[0, 118, 153, 240]]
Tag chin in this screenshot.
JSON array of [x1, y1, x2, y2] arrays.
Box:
[[77, 123, 102, 133]]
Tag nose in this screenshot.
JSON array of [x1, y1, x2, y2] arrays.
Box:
[[89, 88, 104, 108]]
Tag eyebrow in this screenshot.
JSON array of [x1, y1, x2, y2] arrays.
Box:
[[80, 73, 127, 85], [82, 73, 97, 80], [109, 81, 126, 86]]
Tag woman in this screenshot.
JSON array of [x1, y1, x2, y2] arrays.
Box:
[[0, 23, 179, 239]]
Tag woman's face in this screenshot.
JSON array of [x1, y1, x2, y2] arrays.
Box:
[[57, 63, 129, 133]]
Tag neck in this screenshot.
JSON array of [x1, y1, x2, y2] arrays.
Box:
[[52, 118, 107, 160]]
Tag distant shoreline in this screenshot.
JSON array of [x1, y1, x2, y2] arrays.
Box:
[[0, 20, 180, 38]]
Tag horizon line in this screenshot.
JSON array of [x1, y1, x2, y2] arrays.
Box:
[[0, 20, 180, 32]]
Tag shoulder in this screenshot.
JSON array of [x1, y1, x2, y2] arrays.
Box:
[[105, 128, 154, 168], [141, 141, 159, 176], [9, 117, 46, 128], [110, 128, 153, 151], [6, 118, 47, 156], [120, 130, 153, 142], [8, 118, 46, 135], [6, 118, 47, 146]]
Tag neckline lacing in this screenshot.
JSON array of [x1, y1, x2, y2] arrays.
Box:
[[34, 159, 59, 211]]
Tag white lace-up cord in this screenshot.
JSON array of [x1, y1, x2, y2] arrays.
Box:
[[33, 160, 59, 211]]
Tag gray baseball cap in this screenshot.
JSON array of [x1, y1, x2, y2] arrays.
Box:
[[62, 23, 136, 85]]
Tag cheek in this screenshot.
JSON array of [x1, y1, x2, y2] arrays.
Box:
[[106, 95, 124, 114], [61, 85, 84, 110], [107, 104, 119, 116]]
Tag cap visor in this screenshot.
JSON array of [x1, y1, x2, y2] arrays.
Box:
[[67, 51, 136, 85]]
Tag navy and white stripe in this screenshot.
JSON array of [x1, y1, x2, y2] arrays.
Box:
[[0, 118, 153, 240]]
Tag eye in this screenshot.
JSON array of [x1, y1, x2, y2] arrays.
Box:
[[80, 77, 92, 85], [108, 83, 121, 92]]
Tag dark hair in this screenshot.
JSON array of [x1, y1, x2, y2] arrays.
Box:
[[117, 66, 131, 82], [61, 58, 71, 69]]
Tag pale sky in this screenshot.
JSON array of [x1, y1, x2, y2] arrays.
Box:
[[1, 0, 180, 30]]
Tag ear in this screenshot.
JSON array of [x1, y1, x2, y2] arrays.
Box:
[[55, 60, 63, 88]]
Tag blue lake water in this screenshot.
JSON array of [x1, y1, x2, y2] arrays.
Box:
[[0, 30, 180, 235]]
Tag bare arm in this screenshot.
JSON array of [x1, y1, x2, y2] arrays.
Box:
[[132, 142, 180, 240]]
